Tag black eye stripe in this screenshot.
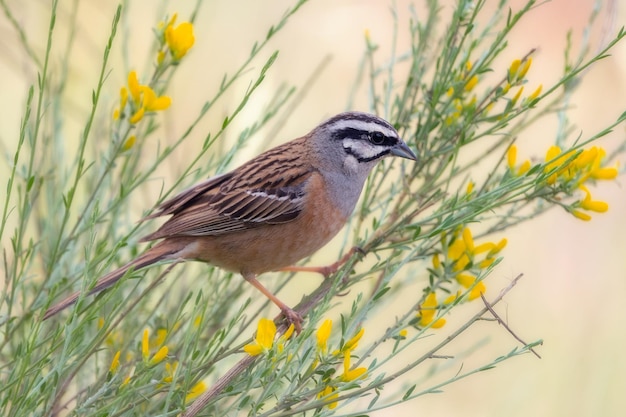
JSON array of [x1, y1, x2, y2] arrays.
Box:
[[344, 146, 391, 163], [331, 127, 397, 147]]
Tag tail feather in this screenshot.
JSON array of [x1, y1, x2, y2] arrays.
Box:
[[42, 241, 180, 320]]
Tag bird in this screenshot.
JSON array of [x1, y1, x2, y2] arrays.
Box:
[[42, 111, 417, 330]]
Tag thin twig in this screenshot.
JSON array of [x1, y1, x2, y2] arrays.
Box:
[[480, 288, 542, 359]]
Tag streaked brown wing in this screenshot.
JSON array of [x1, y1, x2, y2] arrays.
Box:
[[140, 138, 314, 241], [142, 186, 306, 239], [142, 173, 232, 221]]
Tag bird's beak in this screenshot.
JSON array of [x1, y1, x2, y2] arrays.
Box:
[[391, 140, 418, 161]]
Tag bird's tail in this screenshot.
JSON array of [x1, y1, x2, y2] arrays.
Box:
[[42, 240, 181, 320]]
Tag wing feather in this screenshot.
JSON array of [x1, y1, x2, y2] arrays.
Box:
[[140, 138, 315, 241]]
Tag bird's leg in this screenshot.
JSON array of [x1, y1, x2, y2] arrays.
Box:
[[278, 246, 364, 278], [242, 272, 303, 333]]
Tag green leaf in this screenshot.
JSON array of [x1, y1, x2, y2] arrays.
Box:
[[402, 384, 416, 400], [373, 286, 390, 301]]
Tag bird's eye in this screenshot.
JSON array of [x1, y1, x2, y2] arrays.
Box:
[[370, 131, 385, 145]]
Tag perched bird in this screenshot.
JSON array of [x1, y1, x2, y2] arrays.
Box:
[[43, 111, 417, 329]]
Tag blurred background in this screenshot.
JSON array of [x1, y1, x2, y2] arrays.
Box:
[[1, 0, 625, 416]]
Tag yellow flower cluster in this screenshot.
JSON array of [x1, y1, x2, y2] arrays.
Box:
[[446, 56, 544, 125], [142, 327, 169, 365], [314, 320, 367, 410], [505, 57, 542, 106], [242, 317, 367, 410], [416, 292, 446, 329], [508, 143, 617, 221], [445, 60, 478, 125], [544, 145, 617, 185], [111, 13, 194, 151], [113, 70, 171, 125], [415, 227, 507, 330], [162, 356, 206, 402], [545, 145, 617, 221], [104, 324, 206, 402]]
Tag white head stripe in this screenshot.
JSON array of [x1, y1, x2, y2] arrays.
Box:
[[330, 119, 398, 138]]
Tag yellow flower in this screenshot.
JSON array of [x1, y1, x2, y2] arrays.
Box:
[[277, 323, 295, 353], [446, 86, 455, 97], [150, 328, 168, 350], [574, 146, 598, 168], [591, 166, 618, 180], [122, 135, 136, 151], [343, 328, 364, 352], [150, 346, 169, 365], [243, 318, 276, 356], [581, 199, 609, 213], [466, 181, 474, 195], [473, 242, 495, 255], [528, 84, 542, 101], [518, 57, 532, 79], [340, 350, 367, 382], [544, 145, 576, 184], [589, 147, 618, 180], [464, 75, 479, 92], [488, 238, 508, 257], [432, 253, 441, 269], [316, 319, 333, 353], [507, 145, 517, 170], [545, 145, 562, 163], [518, 160, 531, 175], [185, 381, 207, 403], [506, 144, 532, 177], [447, 236, 466, 261], [157, 50, 166, 65], [579, 185, 609, 213], [317, 385, 338, 409], [141, 86, 171, 112], [468, 281, 486, 301], [398, 329, 408, 338], [444, 291, 461, 304], [119, 87, 128, 110], [121, 367, 134, 387], [109, 351, 121, 374], [462, 227, 475, 252], [417, 293, 446, 328], [123, 72, 171, 125], [113, 87, 129, 121], [127, 71, 141, 104], [142, 329, 150, 361], [453, 254, 470, 271], [508, 59, 521, 79], [511, 86, 524, 106], [129, 107, 145, 124], [456, 273, 474, 288], [166, 21, 195, 60], [478, 257, 495, 269], [164, 361, 179, 383], [571, 209, 592, 221], [456, 274, 485, 300]]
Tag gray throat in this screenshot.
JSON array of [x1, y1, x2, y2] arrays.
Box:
[[322, 169, 369, 218]]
